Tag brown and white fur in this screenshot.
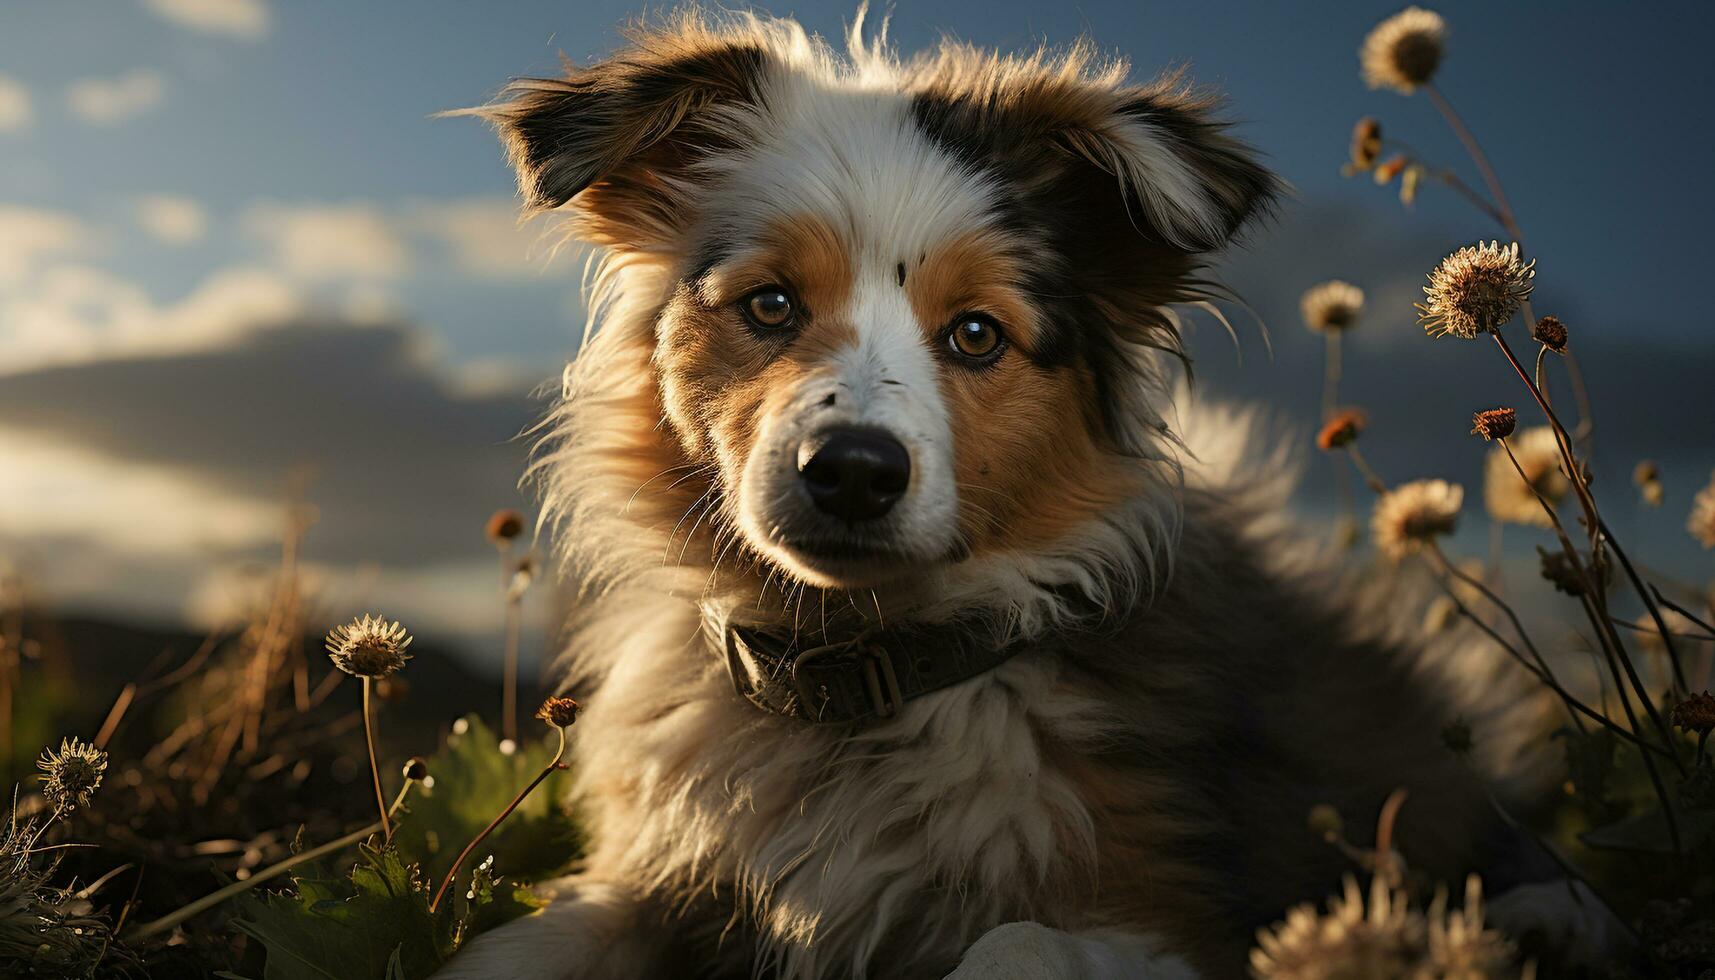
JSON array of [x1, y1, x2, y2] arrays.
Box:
[[439, 11, 1613, 979]]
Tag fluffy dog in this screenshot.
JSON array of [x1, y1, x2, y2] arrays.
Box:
[[439, 11, 1603, 979]]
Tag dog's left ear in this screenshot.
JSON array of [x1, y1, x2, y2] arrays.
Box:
[[912, 66, 1280, 252], [466, 25, 773, 248]]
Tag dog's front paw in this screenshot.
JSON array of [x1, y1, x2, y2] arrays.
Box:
[[947, 922, 1197, 980]]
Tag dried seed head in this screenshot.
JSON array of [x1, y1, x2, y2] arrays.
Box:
[[38, 737, 108, 815], [1417, 241, 1535, 339], [1373, 155, 1408, 184], [1673, 692, 1715, 735], [1634, 460, 1664, 508], [1535, 546, 1606, 597], [485, 508, 525, 546], [1348, 117, 1382, 172], [1307, 804, 1344, 841], [402, 757, 429, 781], [535, 695, 581, 729], [1316, 409, 1367, 451], [325, 614, 413, 678], [1690, 471, 1715, 549], [1371, 479, 1462, 560], [1301, 280, 1365, 333], [1468, 408, 1516, 442], [1531, 315, 1568, 352], [1360, 7, 1447, 94]]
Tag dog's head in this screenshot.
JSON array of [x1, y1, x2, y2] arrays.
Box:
[[480, 13, 1276, 593]]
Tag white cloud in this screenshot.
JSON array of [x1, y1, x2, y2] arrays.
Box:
[[0, 264, 301, 370], [0, 425, 279, 556], [244, 202, 411, 280], [410, 198, 563, 280], [142, 0, 270, 40], [0, 206, 99, 286], [0, 74, 32, 132], [66, 69, 167, 125], [135, 194, 209, 244]]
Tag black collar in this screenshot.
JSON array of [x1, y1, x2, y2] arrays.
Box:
[[723, 618, 1030, 724]]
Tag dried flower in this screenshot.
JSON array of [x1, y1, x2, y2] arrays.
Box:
[[1424, 876, 1519, 977], [1400, 164, 1423, 206], [1673, 692, 1715, 735], [38, 737, 108, 815], [1531, 314, 1568, 352], [1374, 154, 1408, 184], [1301, 280, 1365, 333], [535, 696, 581, 729], [1252, 872, 1520, 980], [485, 508, 525, 546], [1417, 241, 1535, 339], [1635, 460, 1664, 508], [507, 554, 537, 602], [1252, 875, 1422, 979], [325, 614, 413, 678], [1317, 409, 1367, 451], [1484, 427, 1567, 527], [1372, 479, 1462, 560], [1537, 546, 1606, 597], [1690, 470, 1715, 548], [1469, 408, 1516, 441], [1346, 117, 1383, 173], [1360, 7, 1447, 95], [402, 757, 429, 781]]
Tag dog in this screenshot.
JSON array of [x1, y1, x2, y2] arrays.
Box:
[[437, 10, 1613, 978]]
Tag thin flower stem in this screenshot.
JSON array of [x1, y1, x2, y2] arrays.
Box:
[[430, 724, 569, 915], [1322, 333, 1342, 422], [1422, 555, 1668, 759], [1652, 586, 1715, 641], [1428, 542, 1573, 708], [128, 781, 416, 942], [1342, 444, 1387, 494], [1426, 543, 1585, 735], [1431, 169, 1510, 229], [25, 811, 61, 853], [1423, 84, 1522, 241], [362, 677, 392, 841], [1492, 331, 1690, 705], [502, 596, 521, 746]]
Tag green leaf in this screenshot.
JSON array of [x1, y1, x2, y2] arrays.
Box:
[[389, 714, 582, 885], [230, 844, 446, 980]]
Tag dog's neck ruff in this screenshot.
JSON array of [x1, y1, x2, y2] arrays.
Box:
[[723, 618, 1030, 724]]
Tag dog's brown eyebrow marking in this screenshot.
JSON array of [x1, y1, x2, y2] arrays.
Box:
[[895, 262, 906, 287]]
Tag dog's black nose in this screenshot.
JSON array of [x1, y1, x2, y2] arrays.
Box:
[[797, 427, 911, 522]]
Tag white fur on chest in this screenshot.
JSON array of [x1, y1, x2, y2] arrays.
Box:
[[569, 598, 1107, 978]]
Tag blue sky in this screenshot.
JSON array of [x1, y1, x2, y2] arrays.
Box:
[[1, 0, 1711, 661]]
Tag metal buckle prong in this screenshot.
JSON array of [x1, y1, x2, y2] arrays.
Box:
[[859, 644, 903, 718]]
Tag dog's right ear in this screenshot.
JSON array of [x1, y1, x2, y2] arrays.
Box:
[[471, 29, 771, 247]]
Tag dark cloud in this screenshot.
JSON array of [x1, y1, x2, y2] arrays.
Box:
[[0, 319, 544, 567]]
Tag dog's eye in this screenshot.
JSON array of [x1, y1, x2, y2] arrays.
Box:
[[743, 288, 795, 330], [947, 316, 1004, 361]]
